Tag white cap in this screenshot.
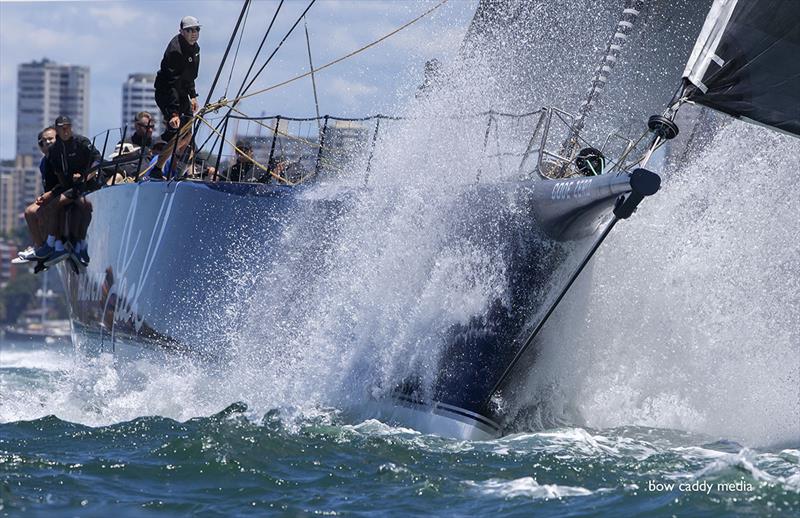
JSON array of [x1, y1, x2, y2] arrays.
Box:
[[180, 16, 201, 29]]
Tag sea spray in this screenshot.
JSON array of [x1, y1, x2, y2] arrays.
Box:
[[539, 116, 800, 446], [215, 66, 540, 413]]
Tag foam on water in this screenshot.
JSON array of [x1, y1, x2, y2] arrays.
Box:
[[0, 347, 72, 372], [465, 476, 596, 499]]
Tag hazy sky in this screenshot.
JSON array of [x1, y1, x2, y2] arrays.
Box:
[[0, 0, 479, 159]]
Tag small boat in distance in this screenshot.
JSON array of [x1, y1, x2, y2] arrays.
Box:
[[3, 319, 71, 344], [3, 271, 70, 344]]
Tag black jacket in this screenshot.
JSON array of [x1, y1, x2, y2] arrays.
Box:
[[45, 134, 101, 190], [40, 156, 60, 192], [154, 34, 200, 116]]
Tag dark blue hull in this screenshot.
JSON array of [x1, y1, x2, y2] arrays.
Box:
[[61, 171, 648, 438]]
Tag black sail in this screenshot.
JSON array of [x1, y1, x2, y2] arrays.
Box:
[[682, 0, 800, 136]]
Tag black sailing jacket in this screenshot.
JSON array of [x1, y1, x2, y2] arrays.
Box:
[[154, 34, 200, 116], [44, 135, 101, 190]]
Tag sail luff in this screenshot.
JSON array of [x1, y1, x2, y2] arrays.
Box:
[[680, 0, 800, 137], [682, 0, 738, 94]]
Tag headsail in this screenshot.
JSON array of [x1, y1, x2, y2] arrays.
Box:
[[682, 0, 800, 137]]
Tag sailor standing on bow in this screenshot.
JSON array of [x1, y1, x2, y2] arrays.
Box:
[[154, 16, 201, 144]]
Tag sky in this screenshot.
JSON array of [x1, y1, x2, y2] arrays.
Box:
[[0, 0, 479, 159]]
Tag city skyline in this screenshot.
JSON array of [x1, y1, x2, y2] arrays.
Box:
[[16, 58, 90, 158], [0, 0, 478, 159]]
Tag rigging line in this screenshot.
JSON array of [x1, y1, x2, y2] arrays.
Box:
[[225, 109, 540, 123], [623, 137, 667, 170], [200, 0, 284, 153], [204, 0, 251, 157], [203, 0, 252, 108], [609, 128, 649, 172], [198, 0, 293, 159], [233, 0, 450, 104], [223, 0, 251, 98], [235, 0, 285, 99], [240, 0, 318, 99], [480, 215, 622, 412], [195, 0, 252, 154]]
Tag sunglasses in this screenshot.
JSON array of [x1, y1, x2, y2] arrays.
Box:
[[136, 122, 155, 129], [183, 27, 200, 33]]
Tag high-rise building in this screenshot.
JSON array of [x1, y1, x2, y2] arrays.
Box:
[[0, 158, 41, 235], [121, 73, 162, 135], [16, 59, 90, 158]]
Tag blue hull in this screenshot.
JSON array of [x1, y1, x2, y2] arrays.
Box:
[[61, 171, 647, 438]]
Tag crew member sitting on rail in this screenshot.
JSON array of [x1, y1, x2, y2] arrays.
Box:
[[154, 16, 201, 144], [30, 115, 99, 266], [215, 141, 255, 182], [17, 127, 58, 261]]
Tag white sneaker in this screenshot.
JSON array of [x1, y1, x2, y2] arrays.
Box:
[[17, 246, 35, 260]]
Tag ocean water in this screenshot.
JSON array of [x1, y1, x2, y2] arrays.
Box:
[[1, 337, 798, 517]]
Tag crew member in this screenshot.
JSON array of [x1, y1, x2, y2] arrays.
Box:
[[129, 111, 156, 148], [154, 16, 201, 143], [575, 147, 605, 176], [140, 131, 193, 181], [33, 115, 100, 265], [216, 141, 255, 182], [17, 127, 58, 260]]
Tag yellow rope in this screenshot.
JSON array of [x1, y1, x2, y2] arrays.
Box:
[[196, 114, 296, 185], [225, 105, 353, 177]]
